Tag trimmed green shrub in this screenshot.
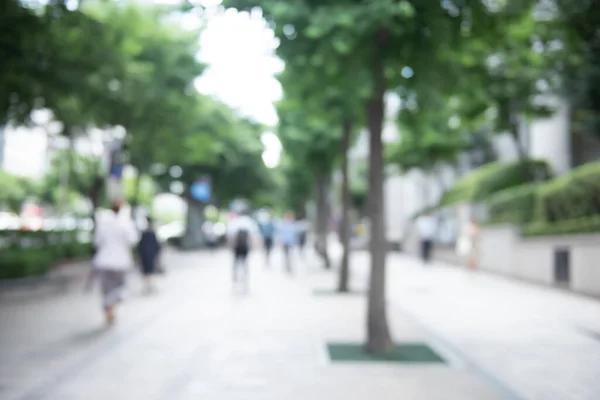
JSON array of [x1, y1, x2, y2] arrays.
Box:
[[0, 230, 93, 280], [523, 215, 600, 237], [440, 159, 552, 206], [0, 248, 55, 280], [485, 183, 540, 225], [0, 229, 78, 248], [534, 161, 600, 223]]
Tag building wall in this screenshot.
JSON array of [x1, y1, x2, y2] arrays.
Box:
[[349, 92, 575, 243], [528, 97, 572, 175]]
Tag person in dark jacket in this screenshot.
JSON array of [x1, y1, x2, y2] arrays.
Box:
[[137, 216, 161, 293]]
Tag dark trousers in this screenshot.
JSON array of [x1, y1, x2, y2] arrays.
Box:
[[283, 244, 293, 272], [264, 237, 273, 261], [421, 239, 433, 263], [298, 232, 307, 251], [233, 247, 249, 283]]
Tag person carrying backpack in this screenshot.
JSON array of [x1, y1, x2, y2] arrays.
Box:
[[226, 207, 259, 289], [258, 211, 276, 267]]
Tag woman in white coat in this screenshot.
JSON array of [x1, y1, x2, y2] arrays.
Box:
[[93, 200, 139, 324]]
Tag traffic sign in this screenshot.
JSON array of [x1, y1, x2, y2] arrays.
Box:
[[190, 181, 211, 202]]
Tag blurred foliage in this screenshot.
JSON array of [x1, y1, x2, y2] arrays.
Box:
[[278, 155, 314, 217], [1, 0, 278, 215], [387, 130, 467, 173], [486, 161, 600, 233], [85, 2, 210, 171], [440, 160, 552, 206], [485, 183, 540, 225], [534, 161, 600, 223], [153, 117, 277, 208], [123, 173, 156, 208], [0, 171, 40, 213], [523, 216, 600, 237], [0, 229, 92, 279], [41, 149, 103, 208]]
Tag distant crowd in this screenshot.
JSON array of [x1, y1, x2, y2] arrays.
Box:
[[90, 200, 310, 325]]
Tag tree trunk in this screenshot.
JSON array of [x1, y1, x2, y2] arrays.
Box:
[[365, 29, 393, 354], [0, 125, 5, 168], [180, 199, 206, 250], [510, 124, 528, 161], [509, 100, 530, 161], [338, 119, 352, 292], [508, 100, 539, 184], [314, 173, 332, 269], [61, 133, 74, 214]]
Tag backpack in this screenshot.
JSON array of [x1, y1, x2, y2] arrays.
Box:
[[235, 228, 250, 249]]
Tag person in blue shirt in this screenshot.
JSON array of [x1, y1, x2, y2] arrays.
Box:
[[277, 211, 298, 273], [258, 211, 276, 267]]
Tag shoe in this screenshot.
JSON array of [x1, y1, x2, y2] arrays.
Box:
[[105, 307, 115, 325]]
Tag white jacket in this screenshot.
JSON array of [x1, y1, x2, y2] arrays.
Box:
[[93, 210, 139, 271]]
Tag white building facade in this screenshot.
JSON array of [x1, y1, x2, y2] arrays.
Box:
[[349, 93, 600, 245]]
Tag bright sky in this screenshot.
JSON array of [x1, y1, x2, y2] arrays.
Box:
[[194, 4, 284, 168], [3, 1, 283, 176], [195, 6, 283, 127]]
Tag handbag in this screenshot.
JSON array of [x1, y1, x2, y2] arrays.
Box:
[[456, 236, 472, 256]]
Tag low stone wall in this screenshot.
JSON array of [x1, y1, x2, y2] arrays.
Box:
[[481, 226, 600, 297], [400, 224, 600, 297], [479, 225, 520, 276]]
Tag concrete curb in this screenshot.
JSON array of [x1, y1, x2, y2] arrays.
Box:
[[0, 260, 90, 301]]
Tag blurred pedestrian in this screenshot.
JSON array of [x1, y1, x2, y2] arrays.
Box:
[[93, 200, 139, 325], [296, 217, 309, 258], [137, 216, 161, 294], [458, 218, 481, 272], [227, 207, 259, 290], [277, 211, 298, 273], [416, 211, 437, 265], [258, 211, 276, 267]]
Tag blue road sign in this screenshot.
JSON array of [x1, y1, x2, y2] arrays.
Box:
[[190, 181, 211, 202]]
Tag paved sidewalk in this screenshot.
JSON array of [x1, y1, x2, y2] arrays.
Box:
[[0, 260, 91, 302], [0, 247, 502, 400], [345, 251, 600, 400]]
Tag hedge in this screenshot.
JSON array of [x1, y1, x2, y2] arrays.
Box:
[[440, 159, 552, 206], [534, 161, 600, 223], [523, 215, 600, 237], [485, 183, 540, 225], [0, 229, 78, 248], [0, 230, 93, 280]]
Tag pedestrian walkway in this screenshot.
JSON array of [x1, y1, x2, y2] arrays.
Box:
[[0, 247, 502, 400], [345, 252, 600, 400]]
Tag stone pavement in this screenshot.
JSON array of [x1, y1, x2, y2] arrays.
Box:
[[0, 247, 502, 400], [344, 251, 600, 400]]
